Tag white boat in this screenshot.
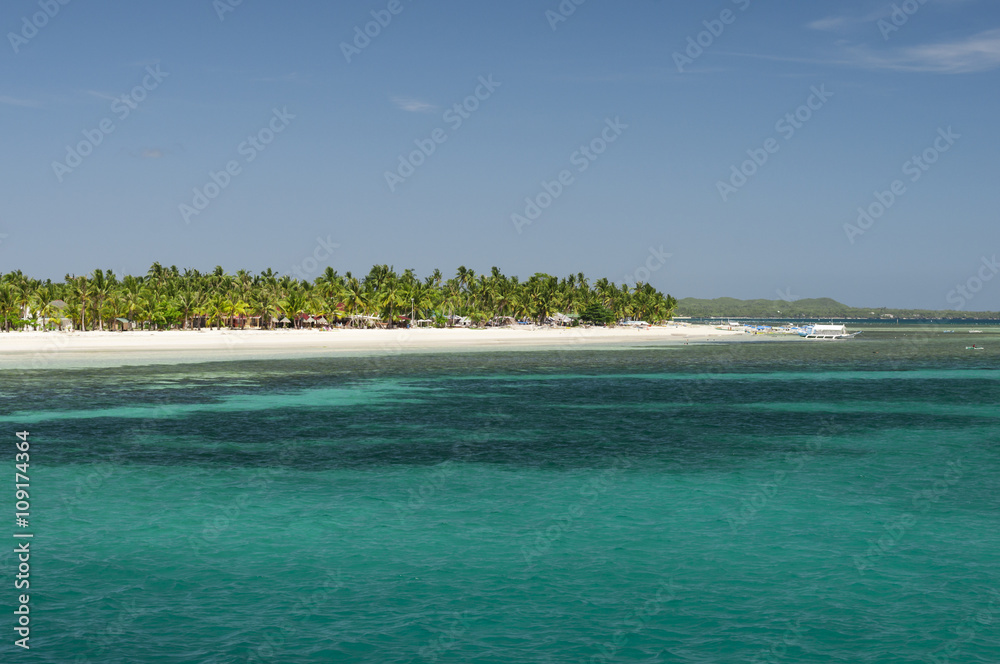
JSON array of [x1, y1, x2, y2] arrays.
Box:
[[799, 324, 860, 340]]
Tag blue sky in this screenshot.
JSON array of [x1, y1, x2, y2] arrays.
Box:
[[2, 0, 999, 310]]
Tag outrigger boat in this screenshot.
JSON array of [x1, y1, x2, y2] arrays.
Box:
[[799, 324, 860, 340]]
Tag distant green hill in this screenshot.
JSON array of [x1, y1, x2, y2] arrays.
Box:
[[676, 297, 998, 320]]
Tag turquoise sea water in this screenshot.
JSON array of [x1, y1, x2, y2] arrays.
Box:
[[1, 331, 999, 662]]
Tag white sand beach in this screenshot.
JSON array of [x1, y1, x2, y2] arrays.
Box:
[[0, 324, 743, 368]]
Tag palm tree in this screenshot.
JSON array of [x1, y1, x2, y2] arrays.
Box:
[[280, 289, 308, 328], [0, 264, 678, 333], [121, 275, 143, 325], [227, 297, 250, 329], [0, 284, 19, 332], [205, 292, 227, 329], [175, 289, 202, 330], [147, 262, 166, 288], [250, 287, 279, 329], [89, 269, 109, 330], [28, 284, 56, 331], [410, 281, 435, 323], [68, 274, 89, 331], [316, 267, 344, 314], [342, 278, 366, 326], [376, 276, 405, 328], [103, 291, 128, 329]]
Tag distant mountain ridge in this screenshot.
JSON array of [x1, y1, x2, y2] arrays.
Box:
[[676, 297, 998, 319]]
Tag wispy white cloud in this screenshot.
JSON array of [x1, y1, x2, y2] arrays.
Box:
[[391, 97, 437, 113], [86, 90, 118, 102], [806, 7, 891, 32], [808, 16, 856, 32], [807, 0, 976, 32], [131, 144, 182, 159], [852, 28, 1000, 73], [0, 95, 41, 108], [723, 26, 1000, 74]]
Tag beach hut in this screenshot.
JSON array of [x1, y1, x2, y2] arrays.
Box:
[[347, 314, 380, 328]]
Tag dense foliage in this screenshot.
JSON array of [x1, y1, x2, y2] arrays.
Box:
[[677, 297, 998, 320], [0, 264, 678, 331], [580, 302, 616, 325]]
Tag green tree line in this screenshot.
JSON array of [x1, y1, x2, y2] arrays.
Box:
[[676, 297, 998, 320], [0, 264, 678, 331]]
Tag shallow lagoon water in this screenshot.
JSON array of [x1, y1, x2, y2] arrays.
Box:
[[1, 329, 998, 662]]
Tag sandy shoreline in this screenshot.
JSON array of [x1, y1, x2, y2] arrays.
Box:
[[0, 325, 743, 368]]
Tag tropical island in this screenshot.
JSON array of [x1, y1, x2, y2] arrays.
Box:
[[0, 263, 679, 332], [677, 297, 998, 320]]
